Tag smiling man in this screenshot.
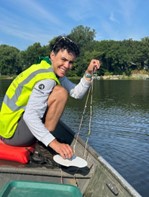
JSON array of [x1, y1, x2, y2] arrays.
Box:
[[0, 36, 100, 159]]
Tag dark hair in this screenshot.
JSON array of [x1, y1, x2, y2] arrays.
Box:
[[50, 36, 80, 57]]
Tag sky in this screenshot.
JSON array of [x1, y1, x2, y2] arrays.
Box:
[[0, 0, 149, 50]]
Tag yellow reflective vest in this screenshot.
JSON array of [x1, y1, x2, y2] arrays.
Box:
[[0, 58, 60, 138]]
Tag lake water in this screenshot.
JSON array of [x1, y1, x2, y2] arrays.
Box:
[[0, 79, 149, 197]]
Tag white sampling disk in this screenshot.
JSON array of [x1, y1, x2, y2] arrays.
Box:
[[53, 154, 87, 168]]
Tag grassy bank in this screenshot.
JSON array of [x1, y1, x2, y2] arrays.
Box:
[[100, 70, 149, 80], [0, 75, 14, 80]]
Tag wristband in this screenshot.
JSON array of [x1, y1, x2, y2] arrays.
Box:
[[85, 72, 92, 78]]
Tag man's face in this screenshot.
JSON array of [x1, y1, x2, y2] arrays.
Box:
[[50, 49, 76, 77]]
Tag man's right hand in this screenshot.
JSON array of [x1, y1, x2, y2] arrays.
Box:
[[49, 139, 73, 159]]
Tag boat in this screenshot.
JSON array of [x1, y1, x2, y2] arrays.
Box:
[[0, 120, 142, 197]]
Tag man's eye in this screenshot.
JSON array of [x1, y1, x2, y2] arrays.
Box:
[[62, 58, 66, 62]]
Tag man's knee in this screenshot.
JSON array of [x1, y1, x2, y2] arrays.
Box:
[[48, 85, 68, 104], [54, 85, 68, 98]]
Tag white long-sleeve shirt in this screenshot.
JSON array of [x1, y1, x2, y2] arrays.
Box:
[[23, 76, 91, 146]]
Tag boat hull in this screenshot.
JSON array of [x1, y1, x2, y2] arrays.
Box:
[[0, 121, 141, 197]]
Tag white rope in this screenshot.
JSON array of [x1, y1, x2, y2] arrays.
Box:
[[73, 77, 94, 157], [83, 79, 94, 158], [60, 77, 94, 186], [73, 85, 91, 152]]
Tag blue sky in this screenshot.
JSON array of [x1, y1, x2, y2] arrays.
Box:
[[0, 0, 149, 50]]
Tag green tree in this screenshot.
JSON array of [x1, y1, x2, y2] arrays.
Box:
[[0, 45, 21, 75], [68, 25, 96, 76], [1, 25, 149, 77], [69, 25, 96, 51], [140, 37, 149, 70], [21, 43, 49, 70]]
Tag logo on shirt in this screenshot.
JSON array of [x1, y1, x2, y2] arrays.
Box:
[[38, 84, 45, 90]]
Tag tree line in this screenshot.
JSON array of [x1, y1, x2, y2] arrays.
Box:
[[0, 25, 149, 77]]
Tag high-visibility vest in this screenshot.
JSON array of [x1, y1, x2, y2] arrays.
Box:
[[0, 58, 60, 138]]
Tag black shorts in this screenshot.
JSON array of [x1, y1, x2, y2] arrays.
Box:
[[0, 117, 36, 146]]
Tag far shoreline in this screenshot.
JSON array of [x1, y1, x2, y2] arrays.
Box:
[[100, 73, 149, 80], [0, 73, 149, 80]]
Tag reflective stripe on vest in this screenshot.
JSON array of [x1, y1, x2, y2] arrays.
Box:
[[3, 67, 54, 111]]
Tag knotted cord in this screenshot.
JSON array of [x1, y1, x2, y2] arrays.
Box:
[[60, 75, 95, 186], [73, 76, 94, 158], [83, 79, 94, 158]]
